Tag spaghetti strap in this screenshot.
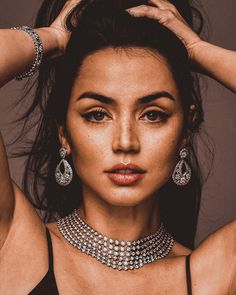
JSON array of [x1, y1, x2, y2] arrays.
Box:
[[186, 254, 192, 295], [28, 227, 59, 294]]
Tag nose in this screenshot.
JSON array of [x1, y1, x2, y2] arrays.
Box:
[[112, 116, 140, 154]]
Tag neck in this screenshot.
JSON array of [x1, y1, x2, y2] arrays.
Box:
[[78, 190, 161, 242]]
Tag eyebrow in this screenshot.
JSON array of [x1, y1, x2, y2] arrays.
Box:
[[76, 91, 175, 104]]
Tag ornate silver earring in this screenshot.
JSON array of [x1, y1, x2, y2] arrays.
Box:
[[172, 148, 191, 186], [55, 147, 73, 186]]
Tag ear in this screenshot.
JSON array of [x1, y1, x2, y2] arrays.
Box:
[[180, 104, 197, 149], [57, 124, 72, 155]]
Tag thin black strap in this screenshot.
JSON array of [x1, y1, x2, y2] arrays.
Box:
[[186, 254, 192, 295], [45, 227, 54, 269], [28, 227, 59, 294]]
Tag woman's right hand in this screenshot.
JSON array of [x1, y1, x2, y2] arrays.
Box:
[[126, 0, 203, 60], [48, 0, 81, 55]]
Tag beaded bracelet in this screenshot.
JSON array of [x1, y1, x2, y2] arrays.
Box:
[[11, 26, 44, 80]]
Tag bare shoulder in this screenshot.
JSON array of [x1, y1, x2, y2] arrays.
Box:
[[0, 181, 50, 294], [1, 180, 46, 251], [0, 180, 47, 260], [10, 181, 45, 234], [190, 220, 236, 294], [0, 180, 47, 266], [193, 220, 236, 258]]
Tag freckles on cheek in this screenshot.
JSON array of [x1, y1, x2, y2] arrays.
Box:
[[68, 126, 106, 165], [153, 123, 182, 147], [146, 124, 183, 167]]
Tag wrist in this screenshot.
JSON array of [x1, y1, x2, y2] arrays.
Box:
[[35, 27, 64, 59], [186, 39, 207, 61]]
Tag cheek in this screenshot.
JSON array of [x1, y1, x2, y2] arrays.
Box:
[[144, 116, 184, 180], [66, 114, 109, 171]]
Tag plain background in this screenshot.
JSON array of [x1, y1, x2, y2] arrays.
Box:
[[0, 0, 235, 247]]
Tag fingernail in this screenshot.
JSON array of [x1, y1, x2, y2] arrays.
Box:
[[126, 9, 137, 16]]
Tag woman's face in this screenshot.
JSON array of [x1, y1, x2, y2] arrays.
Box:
[[60, 47, 187, 206]]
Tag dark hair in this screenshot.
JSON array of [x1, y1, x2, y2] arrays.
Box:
[[9, 0, 213, 249]]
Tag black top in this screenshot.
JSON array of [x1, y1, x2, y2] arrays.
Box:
[[28, 228, 192, 295]]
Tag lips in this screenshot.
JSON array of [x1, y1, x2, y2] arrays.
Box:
[[105, 163, 146, 174], [105, 163, 146, 185]]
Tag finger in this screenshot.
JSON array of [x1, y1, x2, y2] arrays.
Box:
[[52, 0, 82, 29], [62, 0, 82, 15], [126, 5, 175, 24], [61, 0, 83, 19], [148, 0, 177, 13]]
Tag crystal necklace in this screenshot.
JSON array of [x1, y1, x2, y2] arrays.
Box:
[[57, 209, 174, 271]]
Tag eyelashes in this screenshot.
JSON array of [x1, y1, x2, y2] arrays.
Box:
[[141, 110, 170, 123], [82, 108, 109, 123], [82, 108, 170, 124]]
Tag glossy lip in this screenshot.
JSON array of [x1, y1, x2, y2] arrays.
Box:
[[104, 163, 146, 185], [105, 163, 146, 173]]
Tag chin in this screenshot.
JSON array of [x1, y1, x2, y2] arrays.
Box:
[[99, 188, 153, 207]]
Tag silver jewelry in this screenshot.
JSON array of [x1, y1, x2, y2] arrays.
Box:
[[172, 148, 191, 186], [11, 26, 43, 80], [57, 209, 174, 271], [55, 147, 73, 186]]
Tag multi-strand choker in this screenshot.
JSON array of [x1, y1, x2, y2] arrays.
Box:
[[57, 209, 174, 271]]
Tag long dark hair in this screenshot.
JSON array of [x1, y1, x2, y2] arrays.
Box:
[[9, 0, 213, 249]]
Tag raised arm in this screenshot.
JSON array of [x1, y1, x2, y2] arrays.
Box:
[[0, 28, 59, 87], [0, 0, 80, 88], [0, 0, 80, 249], [189, 41, 236, 93], [0, 132, 14, 249], [127, 0, 236, 93]]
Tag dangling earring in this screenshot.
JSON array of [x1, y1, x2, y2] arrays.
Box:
[[55, 147, 73, 186], [172, 148, 191, 186]]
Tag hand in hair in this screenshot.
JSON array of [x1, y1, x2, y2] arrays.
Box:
[[127, 0, 236, 93], [126, 0, 202, 59], [49, 0, 81, 55]]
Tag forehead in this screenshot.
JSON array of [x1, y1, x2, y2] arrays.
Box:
[[71, 47, 179, 101]]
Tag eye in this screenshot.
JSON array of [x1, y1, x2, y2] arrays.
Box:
[[82, 109, 110, 123], [141, 110, 169, 123]]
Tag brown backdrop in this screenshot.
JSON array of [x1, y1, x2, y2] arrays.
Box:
[[0, 0, 235, 246]]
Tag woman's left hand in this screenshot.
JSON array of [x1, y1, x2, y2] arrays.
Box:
[[126, 0, 202, 59]]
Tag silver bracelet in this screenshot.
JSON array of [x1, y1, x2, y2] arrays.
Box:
[[11, 26, 44, 80]]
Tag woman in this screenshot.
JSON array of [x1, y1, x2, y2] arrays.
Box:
[[0, 0, 235, 294]]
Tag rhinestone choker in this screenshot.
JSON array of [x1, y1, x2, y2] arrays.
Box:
[[57, 209, 174, 271]]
